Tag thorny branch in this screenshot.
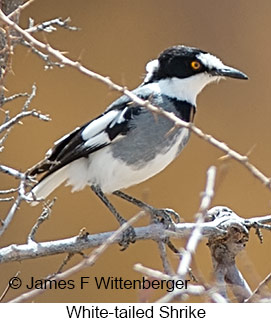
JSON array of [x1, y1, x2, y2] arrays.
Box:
[[27, 198, 56, 243], [157, 166, 217, 303], [1, 167, 269, 303], [0, 84, 50, 237], [8, 211, 146, 303], [0, 201, 270, 264], [25, 17, 79, 34], [0, 108, 50, 134]]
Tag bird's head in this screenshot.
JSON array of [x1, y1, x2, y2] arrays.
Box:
[[144, 45, 248, 105]]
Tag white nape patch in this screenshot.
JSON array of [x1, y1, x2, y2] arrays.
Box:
[[143, 59, 159, 83], [197, 52, 226, 70], [143, 73, 218, 106], [81, 110, 119, 140]]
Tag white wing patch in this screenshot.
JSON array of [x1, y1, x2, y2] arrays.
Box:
[[82, 107, 131, 149], [109, 107, 128, 129], [81, 110, 119, 140], [83, 131, 110, 148]]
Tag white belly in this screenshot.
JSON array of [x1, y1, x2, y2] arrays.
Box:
[[66, 128, 189, 194]]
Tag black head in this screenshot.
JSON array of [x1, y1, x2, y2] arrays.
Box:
[[144, 45, 248, 83]]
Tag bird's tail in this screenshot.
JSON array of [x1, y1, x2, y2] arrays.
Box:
[[29, 166, 68, 206]]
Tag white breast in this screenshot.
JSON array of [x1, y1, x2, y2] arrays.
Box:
[[65, 128, 189, 194]]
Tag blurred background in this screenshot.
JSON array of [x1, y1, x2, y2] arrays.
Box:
[[0, 0, 271, 302]]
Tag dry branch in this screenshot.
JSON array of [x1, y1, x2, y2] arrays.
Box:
[[157, 166, 217, 303], [0, 207, 270, 265], [8, 211, 146, 303], [0, 84, 50, 237]]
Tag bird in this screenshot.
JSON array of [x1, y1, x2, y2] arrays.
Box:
[[28, 45, 248, 249]]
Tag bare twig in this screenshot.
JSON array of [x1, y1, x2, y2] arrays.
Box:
[[0, 165, 25, 179], [0, 223, 185, 264], [0, 188, 18, 194], [0, 167, 35, 237], [246, 273, 271, 302], [177, 166, 216, 278], [0, 196, 14, 202], [0, 129, 10, 151], [0, 195, 22, 237], [21, 39, 64, 69], [0, 109, 50, 134], [8, 211, 146, 303], [47, 253, 77, 279], [22, 84, 36, 111], [2, 92, 28, 104], [27, 198, 56, 243], [0, 270, 20, 302], [157, 166, 217, 303], [25, 17, 78, 34], [157, 240, 174, 275], [1, 209, 270, 264], [0, 85, 48, 139]]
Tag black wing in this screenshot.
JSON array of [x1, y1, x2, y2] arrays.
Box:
[[28, 96, 143, 179]]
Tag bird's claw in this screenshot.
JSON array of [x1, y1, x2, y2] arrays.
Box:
[[150, 207, 181, 229], [119, 225, 136, 251]]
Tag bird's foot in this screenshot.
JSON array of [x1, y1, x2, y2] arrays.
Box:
[[149, 208, 181, 254], [118, 223, 136, 251], [150, 207, 181, 229]]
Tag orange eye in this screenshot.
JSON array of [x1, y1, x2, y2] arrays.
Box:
[[191, 61, 201, 70]]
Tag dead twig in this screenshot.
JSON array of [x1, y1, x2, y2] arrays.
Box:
[[0, 270, 20, 302], [8, 211, 146, 303], [25, 17, 79, 34], [157, 166, 217, 303], [27, 198, 56, 243], [0, 109, 50, 134]]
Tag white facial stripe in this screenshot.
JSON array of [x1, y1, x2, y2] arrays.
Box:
[[143, 74, 219, 106], [144, 59, 159, 83], [197, 52, 226, 70]]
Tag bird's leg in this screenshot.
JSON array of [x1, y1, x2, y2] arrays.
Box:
[[113, 190, 181, 225], [113, 190, 180, 253], [91, 185, 136, 250]]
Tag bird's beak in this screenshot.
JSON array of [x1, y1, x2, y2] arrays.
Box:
[[210, 65, 248, 80]]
